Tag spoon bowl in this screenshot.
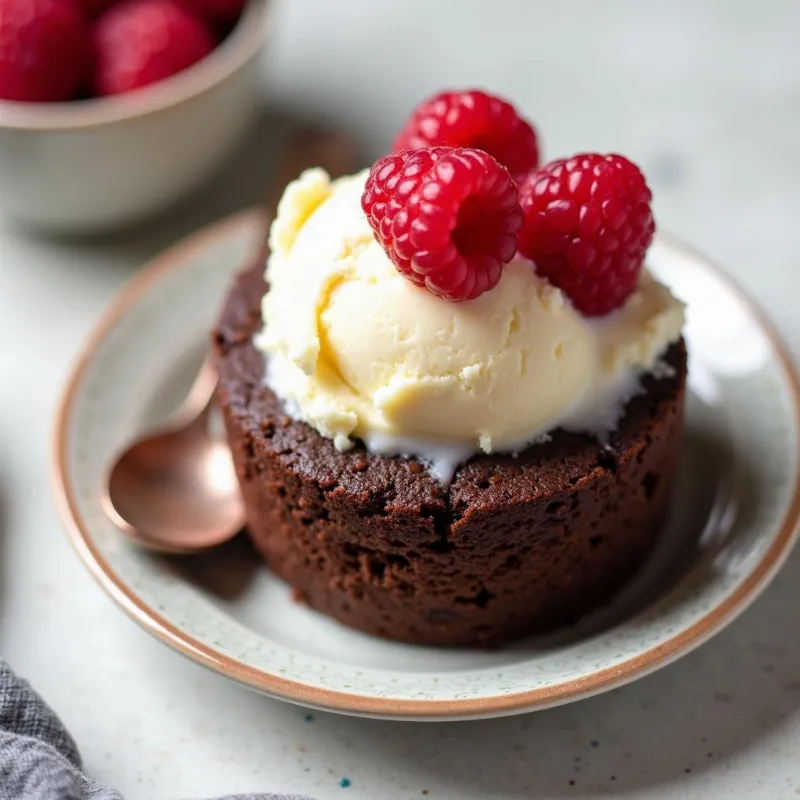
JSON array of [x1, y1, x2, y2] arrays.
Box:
[[104, 431, 245, 554]]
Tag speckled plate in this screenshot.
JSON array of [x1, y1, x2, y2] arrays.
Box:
[[53, 210, 800, 720]]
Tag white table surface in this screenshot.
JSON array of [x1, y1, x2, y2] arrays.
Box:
[[2, 1, 800, 797]]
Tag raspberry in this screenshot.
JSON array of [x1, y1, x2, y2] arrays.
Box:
[[517, 153, 655, 316], [362, 147, 523, 302], [181, 0, 246, 24], [393, 89, 539, 177], [0, 0, 91, 103], [92, 0, 216, 97]]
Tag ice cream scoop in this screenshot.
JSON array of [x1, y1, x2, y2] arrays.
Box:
[[258, 168, 685, 483]]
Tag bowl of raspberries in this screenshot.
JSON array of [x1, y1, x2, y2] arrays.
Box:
[[0, 0, 268, 233]]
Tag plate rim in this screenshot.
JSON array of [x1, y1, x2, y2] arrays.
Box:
[[51, 210, 800, 720]]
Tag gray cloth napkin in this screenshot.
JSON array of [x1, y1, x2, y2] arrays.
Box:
[[0, 660, 313, 800]]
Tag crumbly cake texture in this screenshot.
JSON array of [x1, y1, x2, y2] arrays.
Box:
[[213, 265, 686, 647]]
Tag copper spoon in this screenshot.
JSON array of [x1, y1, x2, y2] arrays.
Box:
[[104, 130, 357, 554]]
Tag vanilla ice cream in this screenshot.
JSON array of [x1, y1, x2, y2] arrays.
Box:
[[256, 168, 685, 482]]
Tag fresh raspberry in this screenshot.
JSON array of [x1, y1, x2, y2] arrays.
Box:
[[393, 89, 540, 177], [0, 0, 91, 103], [181, 0, 246, 24], [517, 153, 655, 316], [362, 147, 523, 302], [92, 0, 216, 97]]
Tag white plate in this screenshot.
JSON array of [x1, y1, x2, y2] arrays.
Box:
[[53, 211, 800, 720]]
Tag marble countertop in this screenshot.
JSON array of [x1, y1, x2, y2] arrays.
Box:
[[2, 1, 799, 797]]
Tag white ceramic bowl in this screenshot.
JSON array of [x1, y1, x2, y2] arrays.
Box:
[[0, 0, 269, 235]]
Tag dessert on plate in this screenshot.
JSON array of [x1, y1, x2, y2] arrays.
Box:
[[213, 89, 687, 647]]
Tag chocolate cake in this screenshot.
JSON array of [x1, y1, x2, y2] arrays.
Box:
[[213, 264, 687, 647]]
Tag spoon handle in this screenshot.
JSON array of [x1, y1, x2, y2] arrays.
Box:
[[185, 355, 219, 424]]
